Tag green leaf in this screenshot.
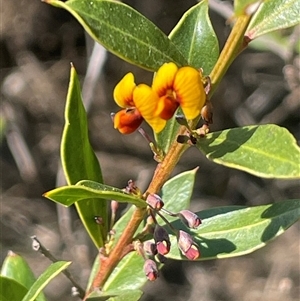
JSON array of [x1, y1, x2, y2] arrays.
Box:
[[0, 276, 28, 301], [169, 0, 219, 74], [60, 65, 107, 248], [85, 206, 146, 297], [85, 208, 146, 293], [102, 252, 145, 292], [106, 291, 143, 301], [111, 205, 143, 247], [158, 168, 198, 224], [22, 261, 71, 301], [196, 124, 300, 178], [85, 253, 145, 300], [0, 115, 6, 145], [167, 199, 300, 260], [88, 206, 147, 300], [154, 112, 182, 155], [1, 251, 46, 301], [44, 181, 146, 207], [246, 0, 300, 40], [46, 0, 187, 71], [86, 254, 99, 293], [87, 289, 143, 301]]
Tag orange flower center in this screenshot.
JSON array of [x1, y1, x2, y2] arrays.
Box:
[[113, 108, 143, 134]]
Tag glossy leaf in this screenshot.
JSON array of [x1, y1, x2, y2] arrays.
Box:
[[196, 125, 300, 178], [157, 168, 198, 225], [154, 112, 182, 155], [106, 291, 143, 301], [1, 251, 46, 301], [60, 65, 106, 248], [169, 0, 219, 74], [87, 289, 143, 301], [22, 261, 71, 301], [0, 276, 28, 301], [86, 253, 100, 293], [44, 181, 146, 207], [166, 199, 300, 260], [45, 0, 187, 71], [102, 252, 145, 292], [110, 205, 144, 248], [86, 207, 145, 294], [85, 253, 145, 299], [246, 0, 300, 40], [86, 206, 146, 296]]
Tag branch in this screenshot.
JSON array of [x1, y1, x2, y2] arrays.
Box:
[[31, 236, 85, 299]]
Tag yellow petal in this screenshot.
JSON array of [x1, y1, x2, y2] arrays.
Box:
[[113, 73, 136, 108], [173, 67, 206, 120], [152, 62, 178, 97], [133, 84, 166, 133]]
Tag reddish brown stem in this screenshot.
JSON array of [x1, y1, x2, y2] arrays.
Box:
[[87, 128, 188, 296], [89, 206, 146, 292]]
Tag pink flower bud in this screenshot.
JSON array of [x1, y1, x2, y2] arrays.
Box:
[[184, 245, 200, 260], [154, 225, 171, 255], [156, 241, 170, 256], [143, 259, 159, 281], [177, 230, 200, 260], [178, 210, 201, 229], [143, 241, 157, 256], [110, 200, 119, 214], [146, 194, 164, 210]]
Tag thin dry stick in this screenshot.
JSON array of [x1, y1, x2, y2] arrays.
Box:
[[31, 236, 85, 299]]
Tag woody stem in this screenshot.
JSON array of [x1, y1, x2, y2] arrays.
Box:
[[89, 127, 188, 294]]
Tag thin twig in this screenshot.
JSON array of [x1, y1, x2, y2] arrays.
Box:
[[31, 236, 85, 299]]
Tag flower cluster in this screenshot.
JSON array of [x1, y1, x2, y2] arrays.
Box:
[[141, 193, 201, 281], [113, 62, 206, 134], [102, 181, 202, 282]]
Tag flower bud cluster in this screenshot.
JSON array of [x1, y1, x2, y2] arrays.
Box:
[[139, 193, 202, 281], [111, 187, 202, 282]]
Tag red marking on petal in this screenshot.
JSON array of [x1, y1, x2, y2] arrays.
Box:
[[185, 245, 200, 260], [157, 95, 179, 120], [113, 108, 143, 134]]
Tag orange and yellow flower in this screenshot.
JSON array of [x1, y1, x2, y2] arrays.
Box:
[[113, 73, 166, 134], [113, 62, 206, 134], [152, 62, 206, 121]]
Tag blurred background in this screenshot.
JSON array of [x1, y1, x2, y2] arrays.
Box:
[[1, 0, 299, 300]]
